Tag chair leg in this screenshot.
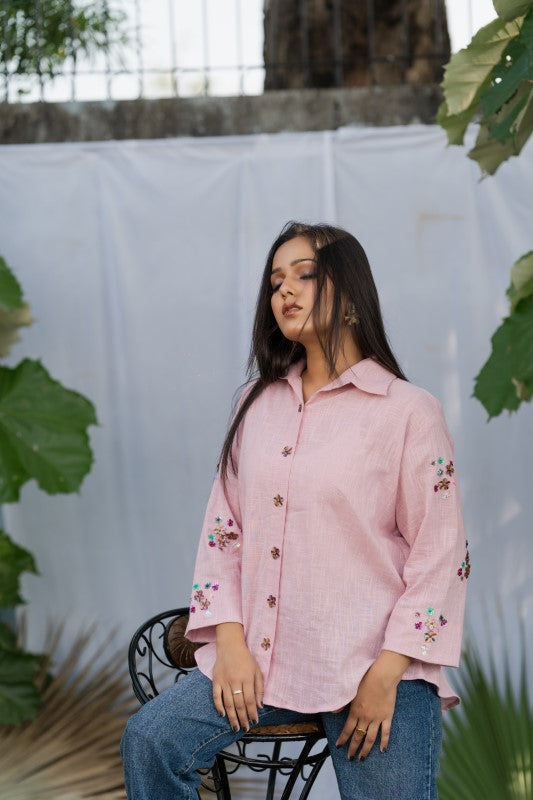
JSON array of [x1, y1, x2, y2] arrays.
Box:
[[211, 755, 232, 800], [265, 740, 282, 800]]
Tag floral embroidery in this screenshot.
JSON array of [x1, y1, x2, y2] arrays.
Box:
[[190, 581, 220, 617], [273, 494, 284, 507], [281, 446, 292, 457], [458, 540, 471, 581], [208, 517, 239, 551], [431, 458, 456, 499], [267, 595, 277, 607], [271, 547, 280, 559], [261, 637, 271, 650], [414, 608, 447, 655]]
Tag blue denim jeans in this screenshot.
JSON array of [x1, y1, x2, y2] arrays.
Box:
[[121, 669, 442, 800]]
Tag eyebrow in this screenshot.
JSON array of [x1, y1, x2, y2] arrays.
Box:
[[271, 257, 317, 275]]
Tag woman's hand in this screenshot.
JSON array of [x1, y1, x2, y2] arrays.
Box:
[[212, 622, 264, 732], [335, 650, 412, 760]]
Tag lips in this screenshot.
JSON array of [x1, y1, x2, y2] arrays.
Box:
[[282, 302, 302, 316]]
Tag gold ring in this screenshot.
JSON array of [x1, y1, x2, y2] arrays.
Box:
[[355, 727, 367, 737]]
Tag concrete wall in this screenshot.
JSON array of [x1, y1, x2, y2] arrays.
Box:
[[0, 84, 443, 144]]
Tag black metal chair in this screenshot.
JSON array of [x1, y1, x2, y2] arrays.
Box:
[[127, 607, 331, 800]]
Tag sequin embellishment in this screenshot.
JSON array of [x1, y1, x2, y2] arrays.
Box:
[[458, 540, 471, 581], [208, 516, 240, 551], [189, 581, 220, 617], [431, 458, 456, 499], [414, 608, 447, 655]]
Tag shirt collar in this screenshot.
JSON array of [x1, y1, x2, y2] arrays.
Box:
[[281, 357, 396, 397]]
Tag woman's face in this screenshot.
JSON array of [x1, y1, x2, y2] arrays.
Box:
[[270, 236, 323, 345]]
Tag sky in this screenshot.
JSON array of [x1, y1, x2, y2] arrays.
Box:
[[7, 0, 499, 103]]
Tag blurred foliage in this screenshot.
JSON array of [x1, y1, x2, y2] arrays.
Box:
[[438, 0, 533, 417], [0, 255, 97, 724], [0, 0, 127, 85], [438, 630, 532, 799]]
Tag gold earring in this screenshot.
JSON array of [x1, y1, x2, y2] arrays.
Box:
[[344, 304, 359, 326]]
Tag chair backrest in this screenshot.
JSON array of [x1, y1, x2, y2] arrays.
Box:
[[127, 607, 202, 704]]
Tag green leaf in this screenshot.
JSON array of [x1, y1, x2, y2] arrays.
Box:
[[480, 41, 533, 118], [0, 359, 97, 502], [0, 644, 41, 724], [488, 87, 529, 142], [493, 0, 533, 21], [468, 84, 533, 173], [507, 250, 533, 310], [474, 293, 533, 416], [0, 621, 16, 651], [0, 257, 24, 312], [442, 17, 523, 116], [437, 100, 478, 146], [0, 529, 38, 607], [0, 303, 33, 358]]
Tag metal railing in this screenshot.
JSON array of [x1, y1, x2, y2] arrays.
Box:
[[0, 0, 472, 104]]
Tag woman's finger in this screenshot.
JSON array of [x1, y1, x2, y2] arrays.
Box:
[[359, 720, 380, 760], [212, 681, 225, 717], [254, 668, 264, 709], [347, 719, 369, 759], [222, 685, 240, 732], [380, 718, 392, 752], [335, 708, 358, 747], [228, 686, 250, 731], [243, 679, 258, 725]]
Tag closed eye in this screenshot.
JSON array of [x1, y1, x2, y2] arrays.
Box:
[[271, 272, 317, 292]]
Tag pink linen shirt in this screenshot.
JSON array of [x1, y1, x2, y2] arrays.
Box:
[[185, 357, 468, 713]]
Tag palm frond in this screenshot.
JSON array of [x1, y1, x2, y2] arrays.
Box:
[[438, 624, 533, 800], [0, 626, 136, 800]]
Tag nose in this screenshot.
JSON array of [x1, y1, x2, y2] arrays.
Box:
[[279, 278, 294, 298]]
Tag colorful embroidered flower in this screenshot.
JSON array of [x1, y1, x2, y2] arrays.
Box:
[[208, 517, 240, 551], [438, 478, 450, 491], [446, 461, 455, 477], [267, 595, 277, 608], [271, 547, 280, 559], [458, 541, 471, 581], [261, 637, 271, 650], [414, 608, 448, 653], [191, 582, 220, 616], [431, 459, 455, 498], [273, 494, 284, 507], [281, 446, 293, 457]]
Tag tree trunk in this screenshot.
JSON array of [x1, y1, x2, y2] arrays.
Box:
[[263, 0, 451, 90]]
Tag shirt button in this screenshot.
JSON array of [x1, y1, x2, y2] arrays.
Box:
[[281, 446, 292, 457], [271, 547, 280, 559], [273, 494, 284, 506], [267, 595, 276, 607], [261, 637, 271, 650]]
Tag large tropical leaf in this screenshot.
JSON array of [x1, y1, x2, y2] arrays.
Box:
[[441, 17, 523, 118], [0, 627, 135, 799], [0, 257, 24, 311], [474, 292, 533, 415], [493, 0, 533, 22], [438, 630, 532, 799], [0, 529, 37, 606], [0, 637, 41, 725], [0, 359, 97, 502]]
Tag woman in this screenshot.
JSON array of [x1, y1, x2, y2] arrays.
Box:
[[121, 221, 468, 800]]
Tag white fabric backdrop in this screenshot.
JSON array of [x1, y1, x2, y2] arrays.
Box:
[[0, 125, 532, 797]]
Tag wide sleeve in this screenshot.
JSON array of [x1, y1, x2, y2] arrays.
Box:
[[381, 394, 469, 667], [184, 400, 246, 645]]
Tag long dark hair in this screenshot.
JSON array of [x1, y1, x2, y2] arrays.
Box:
[[219, 221, 407, 479]]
